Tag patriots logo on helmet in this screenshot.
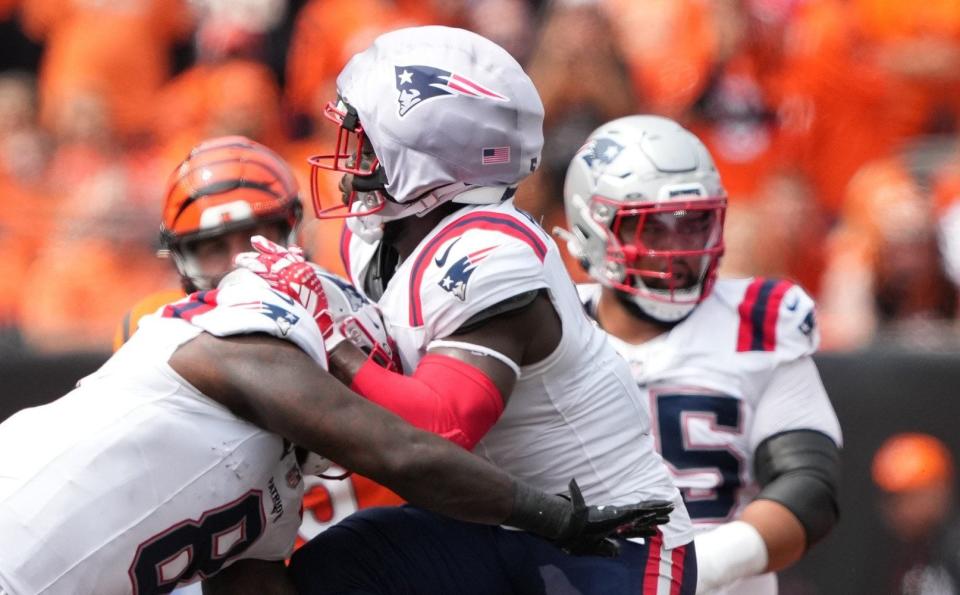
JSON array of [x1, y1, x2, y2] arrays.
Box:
[[317, 272, 367, 311], [395, 65, 508, 117], [580, 138, 625, 169], [438, 245, 498, 301], [237, 301, 301, 336]]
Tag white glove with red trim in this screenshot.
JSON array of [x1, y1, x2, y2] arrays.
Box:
[[235, 236, 346, 352], [236, 236, 400, 370]]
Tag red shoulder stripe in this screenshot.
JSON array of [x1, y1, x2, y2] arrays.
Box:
[[762, 281, 793, 351], [161, 290, 220, 323], [407, 212, 547, 327], [737, 279, 793, 352]]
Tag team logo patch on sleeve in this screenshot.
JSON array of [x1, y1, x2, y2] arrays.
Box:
[[236, 301, 301, 336], [395, 65, 507, 117], [438, 246, 498, 301]]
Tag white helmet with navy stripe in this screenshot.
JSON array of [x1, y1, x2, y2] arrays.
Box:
[[561, 115, 727, 322], [309, 26, 544, 242]]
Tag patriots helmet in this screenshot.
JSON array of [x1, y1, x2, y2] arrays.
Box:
[[309, 26, 544, 243], [161, 136, 302, 291], [561, 116, 727, 322]]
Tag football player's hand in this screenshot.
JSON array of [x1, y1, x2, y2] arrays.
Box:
[[236, 237, 400, 369], [235, 236, 344, 349], [555, 479, 674, 557]]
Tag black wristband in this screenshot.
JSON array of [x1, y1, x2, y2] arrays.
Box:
[[504, 481, 573, 540]]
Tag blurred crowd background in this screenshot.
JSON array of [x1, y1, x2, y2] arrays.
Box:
[[3, 0, 960, 355]]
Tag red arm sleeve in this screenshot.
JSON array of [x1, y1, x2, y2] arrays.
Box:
[[349, 353, 505, 450]]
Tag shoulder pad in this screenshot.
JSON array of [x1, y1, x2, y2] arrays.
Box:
[[734, 278, 818, 359], [113, 288, 185, 352], [410, 224, 550, 339], [160, 269, 327, 367]]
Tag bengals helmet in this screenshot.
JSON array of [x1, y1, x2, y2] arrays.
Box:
[[160, 136, 302, 290]]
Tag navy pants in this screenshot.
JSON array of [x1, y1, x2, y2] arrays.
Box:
[[289, 506, 696, 595]]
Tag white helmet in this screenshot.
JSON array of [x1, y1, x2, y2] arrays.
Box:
[[308, 26, 544, 242], [561, 115, 727, 322]]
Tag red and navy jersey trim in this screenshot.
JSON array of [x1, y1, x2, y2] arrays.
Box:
[[737, 278, 793, 352], [161, 290, 220, 323], [407, 212, 548, 327]]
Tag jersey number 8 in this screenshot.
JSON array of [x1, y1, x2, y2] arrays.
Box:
[[128, 490, 266, 594]]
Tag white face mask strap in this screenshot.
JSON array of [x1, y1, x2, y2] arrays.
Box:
[[427, 339, 521, 378]]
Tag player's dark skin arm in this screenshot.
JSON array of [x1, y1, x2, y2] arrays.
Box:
[[169, 332, 517, 523], [329, 290, 563, 399]]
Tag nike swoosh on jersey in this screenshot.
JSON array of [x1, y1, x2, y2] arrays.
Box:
[[434, 238, 461, 267]]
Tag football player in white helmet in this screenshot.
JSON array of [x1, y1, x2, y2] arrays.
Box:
[[0, 131, 660, 593], [241, 25, 698, 594], [561, 115, 843, 595]]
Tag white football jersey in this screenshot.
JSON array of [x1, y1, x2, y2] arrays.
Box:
[[343, 198, 694, 550], [580, 278, 842, 594], [0, 270, 325, 595]]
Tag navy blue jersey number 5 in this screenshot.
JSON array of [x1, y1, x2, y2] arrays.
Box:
[[656, 394, 743, 520]]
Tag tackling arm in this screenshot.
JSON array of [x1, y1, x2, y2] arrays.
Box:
[[169, 332, 673, 554], [328, 291, 562, 450], [170, 332, 515, 525]]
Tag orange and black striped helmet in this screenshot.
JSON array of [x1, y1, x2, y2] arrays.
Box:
[[160, 136, 302, 251]]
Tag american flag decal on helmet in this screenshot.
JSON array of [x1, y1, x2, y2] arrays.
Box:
[[482, 146, 511, 165], [395, 65, 508, 117]]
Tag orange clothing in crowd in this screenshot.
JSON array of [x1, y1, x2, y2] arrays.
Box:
[[935, 156, 960, 217], [688, 53, 783, 202], [0, 175, 54, 329], [602, 0, 716, 117], [155, 59, 286, 156], [779, 0, 960, 215], [20, 239, 178, 353], [285, 0, 425, 118], [20, 0, 194, 139], [0, 0, 18, 20], [816, 157, 952, 349]]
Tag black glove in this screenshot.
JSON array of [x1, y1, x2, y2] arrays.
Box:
[[554, 479, 674, 557]]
